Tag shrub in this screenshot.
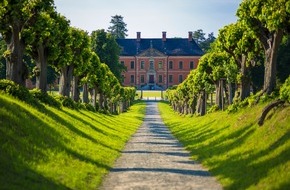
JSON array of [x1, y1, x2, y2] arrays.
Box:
[[84, 103, 96, 112], [29, 88, 62, 109], [0, 79, 31, 101], [54, 95, 78, 109], [279, 76, 290, 102], [208, 104, 219, 113]]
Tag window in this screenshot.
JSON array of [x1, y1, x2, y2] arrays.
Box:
[[158, 75, 163, 83], [130, 61, 135, 69], [169, 61, 173, 69], [130, 75, 135, 83], [178, 75, 183, 83], [179, 61, 183, 69], [140, 61, 145, 69], [120, 61, 125, 66], [158, 61, 163, 69], [190, 61, 194, 70], [140, 75, 145, 83], [169, 75, 173, 83], [150, 60, 154, 69]]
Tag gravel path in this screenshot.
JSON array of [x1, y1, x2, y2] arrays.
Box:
[[100, 102, 222, 190]]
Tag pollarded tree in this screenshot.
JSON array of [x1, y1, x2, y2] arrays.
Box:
[[24, 9, 60, 93], [91, 29, 125, 82], [70, 28, 91, 102], [0, 0, 54, 86], [216, 22, 263, 100], [51, 16, 73, 97], [237, 0, 290, 95], [107, 15, 128, 39]]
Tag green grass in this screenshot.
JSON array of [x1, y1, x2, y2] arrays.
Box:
[[158, 101, 290, 190], [0, 93, 146, 190], [136, 90, 166, 99]]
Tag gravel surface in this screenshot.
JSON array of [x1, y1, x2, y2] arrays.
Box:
[[100, 102, 222, 190]]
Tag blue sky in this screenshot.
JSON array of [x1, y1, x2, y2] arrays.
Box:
[[54, 0, 241, 38]]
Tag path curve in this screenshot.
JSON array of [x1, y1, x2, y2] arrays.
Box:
[[100, 102, 222, 190]]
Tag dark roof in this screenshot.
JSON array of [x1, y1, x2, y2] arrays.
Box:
[[116, 38, 204, 56]]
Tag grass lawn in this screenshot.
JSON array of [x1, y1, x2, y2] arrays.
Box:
[[0, 93, 146, 190], [136, 90, 166, 99], [158, 101, 290, 190]]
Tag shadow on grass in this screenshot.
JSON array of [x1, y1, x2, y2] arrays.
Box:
[[42, 107, 121, 153], [111, 167, 211, 177], [0, 98, 70, 189], [0, 96, 112, 189]]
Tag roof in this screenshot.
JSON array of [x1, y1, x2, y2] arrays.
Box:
[[116, 38, 204, 57]]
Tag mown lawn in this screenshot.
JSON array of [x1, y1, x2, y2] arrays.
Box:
[[136, 90, 166, 99], [0, 93, 146, 190], [158, 101, 290, 190]]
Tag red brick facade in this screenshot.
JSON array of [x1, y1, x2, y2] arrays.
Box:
[[117, 32, 203, 90]]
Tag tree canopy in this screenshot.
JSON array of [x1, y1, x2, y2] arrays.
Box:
[[91, 29, 125, 82], [107, 15, 128, 39]]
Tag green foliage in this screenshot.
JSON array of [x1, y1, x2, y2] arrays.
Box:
[[107, 15, 128, 39], [84, 103, 96, 112], [279, 76, 290, 102], [90, 29, 124, 82], [29, 88, 61, 109], [159, 101, 290, 190], [207, 104, 219, 113], [192, 29, 216, 52], [0, 79, 31, 101], [277, 35, 290, 83], [0, 93, 146, 189], [54, 95, 78, 110]]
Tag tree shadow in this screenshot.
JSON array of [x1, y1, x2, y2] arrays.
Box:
[[0, 97, 118, 189], [110, 167, 211, 177]]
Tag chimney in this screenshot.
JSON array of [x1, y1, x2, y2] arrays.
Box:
[[162, 31, 166, 42], [188, 31, 193, 42], [137, 32, 141, 42]]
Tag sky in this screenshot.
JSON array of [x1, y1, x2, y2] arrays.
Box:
[[54, 0, 241, 39]]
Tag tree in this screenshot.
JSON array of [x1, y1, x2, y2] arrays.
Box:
[[277, 35, 290, 84], [51, 16, 73, 97], [70, 28, 91, 102], [0, 0, 54, 86], [192, 29, 216, 52], [24, 9, 59, 93], [237, 0, 290, 95], [216, 22, 263, 100], [0, 36, 5, 79], [91, 29, 125, 82], [107, 15, 128, 39]]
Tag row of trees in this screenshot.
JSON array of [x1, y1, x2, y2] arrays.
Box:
[[166, 0, 290, 116], [0, 1, 133, 113]]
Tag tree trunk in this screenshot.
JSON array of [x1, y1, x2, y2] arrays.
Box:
[[98, 92, 104, 110], [5, 24, 28, 86], [190, 97, 197, 114], [228, 82, 235, 105], [263, 29, 283, 95], [240, 55, 251, 100], [59, 65, 74, 97], [215, 81, 222, 109], [91, 87, 97, 108], [72, 75, 80, 102], [196, 90, 206, 116], [35, 44, 48, 93], [82, 83, 89, 103]]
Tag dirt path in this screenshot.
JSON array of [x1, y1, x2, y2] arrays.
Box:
[[100, 102, 222, 190]]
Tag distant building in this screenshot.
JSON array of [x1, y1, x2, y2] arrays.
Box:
[[116, 32, 203, 90]]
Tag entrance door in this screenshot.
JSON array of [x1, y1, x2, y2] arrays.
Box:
[[149, 75, 154, 83]]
